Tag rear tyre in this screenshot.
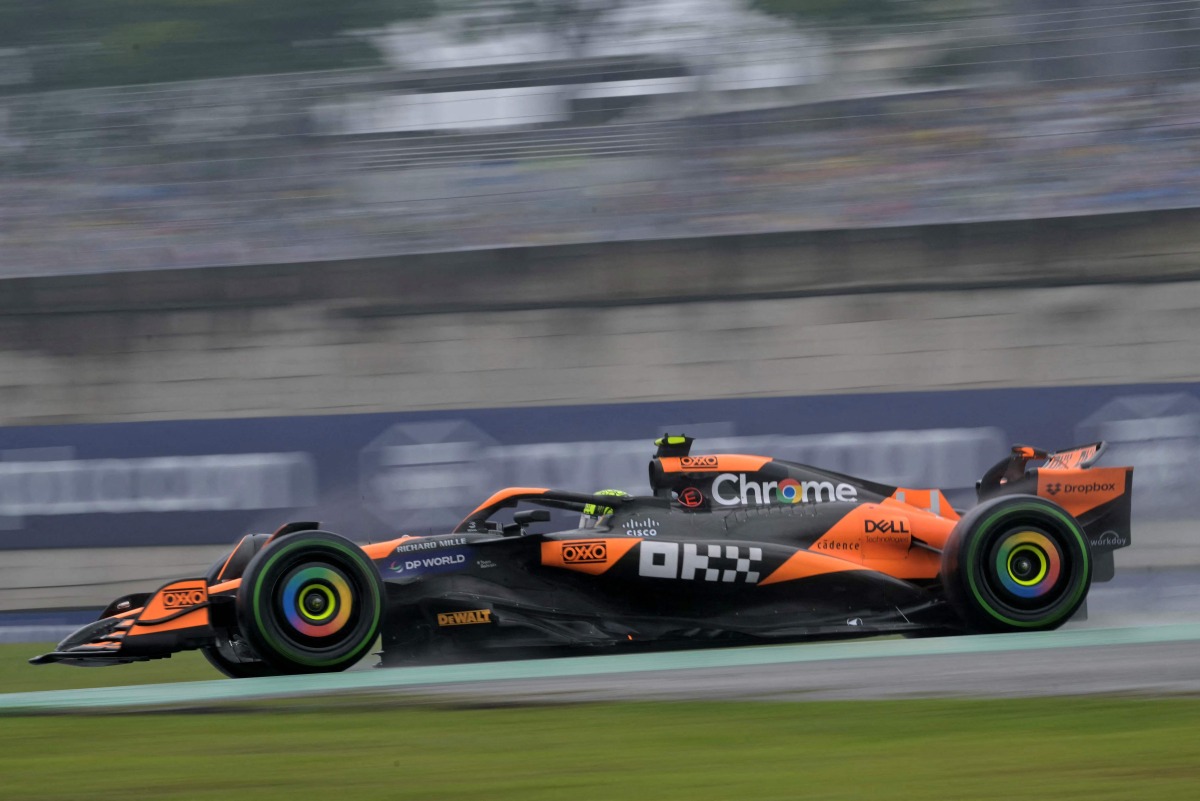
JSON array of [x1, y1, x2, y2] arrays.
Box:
[[941, 495, 1091, 633], [236, 531, 383, 674]]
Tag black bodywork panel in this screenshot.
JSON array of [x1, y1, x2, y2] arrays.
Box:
[[374, 467, 955, 664]]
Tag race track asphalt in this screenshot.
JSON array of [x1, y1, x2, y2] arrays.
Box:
[[406, 638, 1200, 703]]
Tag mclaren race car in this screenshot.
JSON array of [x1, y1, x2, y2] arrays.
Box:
[[33, 435, 1134, 677]]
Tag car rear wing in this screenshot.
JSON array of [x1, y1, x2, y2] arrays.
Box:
[[977, 442, 1133, 582]]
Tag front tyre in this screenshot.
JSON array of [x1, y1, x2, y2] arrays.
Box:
[[236, 531, 383, 674], [941, 495, 1091, 633]]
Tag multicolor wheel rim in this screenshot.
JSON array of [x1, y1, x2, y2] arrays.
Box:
[[994, 530, 1062, 599], [280, 565, 353, 638]]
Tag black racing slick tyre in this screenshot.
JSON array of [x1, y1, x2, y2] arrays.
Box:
[[236, 531, 383, 674], [941, 495, 1092, 633]]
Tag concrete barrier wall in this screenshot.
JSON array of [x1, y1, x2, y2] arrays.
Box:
[[2, 279, 1199, 425], [4, 208, 1200, 426]]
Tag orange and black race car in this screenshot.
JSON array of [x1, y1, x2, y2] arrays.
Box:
[[33, 435, 1133, 677]]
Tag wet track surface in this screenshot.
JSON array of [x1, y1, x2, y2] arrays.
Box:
[[3, 568, 1198, 709], [404, 640, 1200, 703], [398, 567, 1200, 702]]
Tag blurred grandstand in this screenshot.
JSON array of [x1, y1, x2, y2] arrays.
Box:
[[1, 0, 1199, 277]]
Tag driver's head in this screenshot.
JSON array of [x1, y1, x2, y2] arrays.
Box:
[[578, 489, 630, 529]]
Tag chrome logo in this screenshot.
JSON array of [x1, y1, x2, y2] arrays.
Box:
[[282, 566, 353, 637], [995, 530, 1062, 598], [775, 478, 802, 504]]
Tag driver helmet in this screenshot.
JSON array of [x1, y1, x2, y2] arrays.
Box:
[[579, 489, 630, 529]]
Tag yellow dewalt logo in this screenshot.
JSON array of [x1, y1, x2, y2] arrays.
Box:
[[436, 609, 493, 627]]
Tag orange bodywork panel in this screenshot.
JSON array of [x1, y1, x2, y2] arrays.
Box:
[[658, 455, 772, 473], [364, 537, 415, 561], [806, 502, 953, 581], [541, 538, 641, 575], [1037, 467, 1130, 517], [876, 497, 957, 550], [1043, 444, 1102, 470], [887, 488, 959, 521], [865, 547, 942, 580], [125, 579, 210, 637], [759, 498, 956, 586], [208, 578, 241, 596]]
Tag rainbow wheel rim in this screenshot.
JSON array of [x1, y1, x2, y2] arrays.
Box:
[[994, 530, 1062, 599], [281, 565, 353, 638]]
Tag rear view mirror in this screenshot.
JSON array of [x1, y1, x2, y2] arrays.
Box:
[[503, 509, 552, 537], [513, 510, 551, 526]]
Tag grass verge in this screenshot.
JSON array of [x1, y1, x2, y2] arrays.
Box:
[[1, 698, 1198, 800]]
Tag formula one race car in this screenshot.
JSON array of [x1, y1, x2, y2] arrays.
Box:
[[33, 435, 1133, 677]]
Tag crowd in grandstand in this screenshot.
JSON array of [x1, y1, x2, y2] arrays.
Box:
[[2, 74, 1199, 276]]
